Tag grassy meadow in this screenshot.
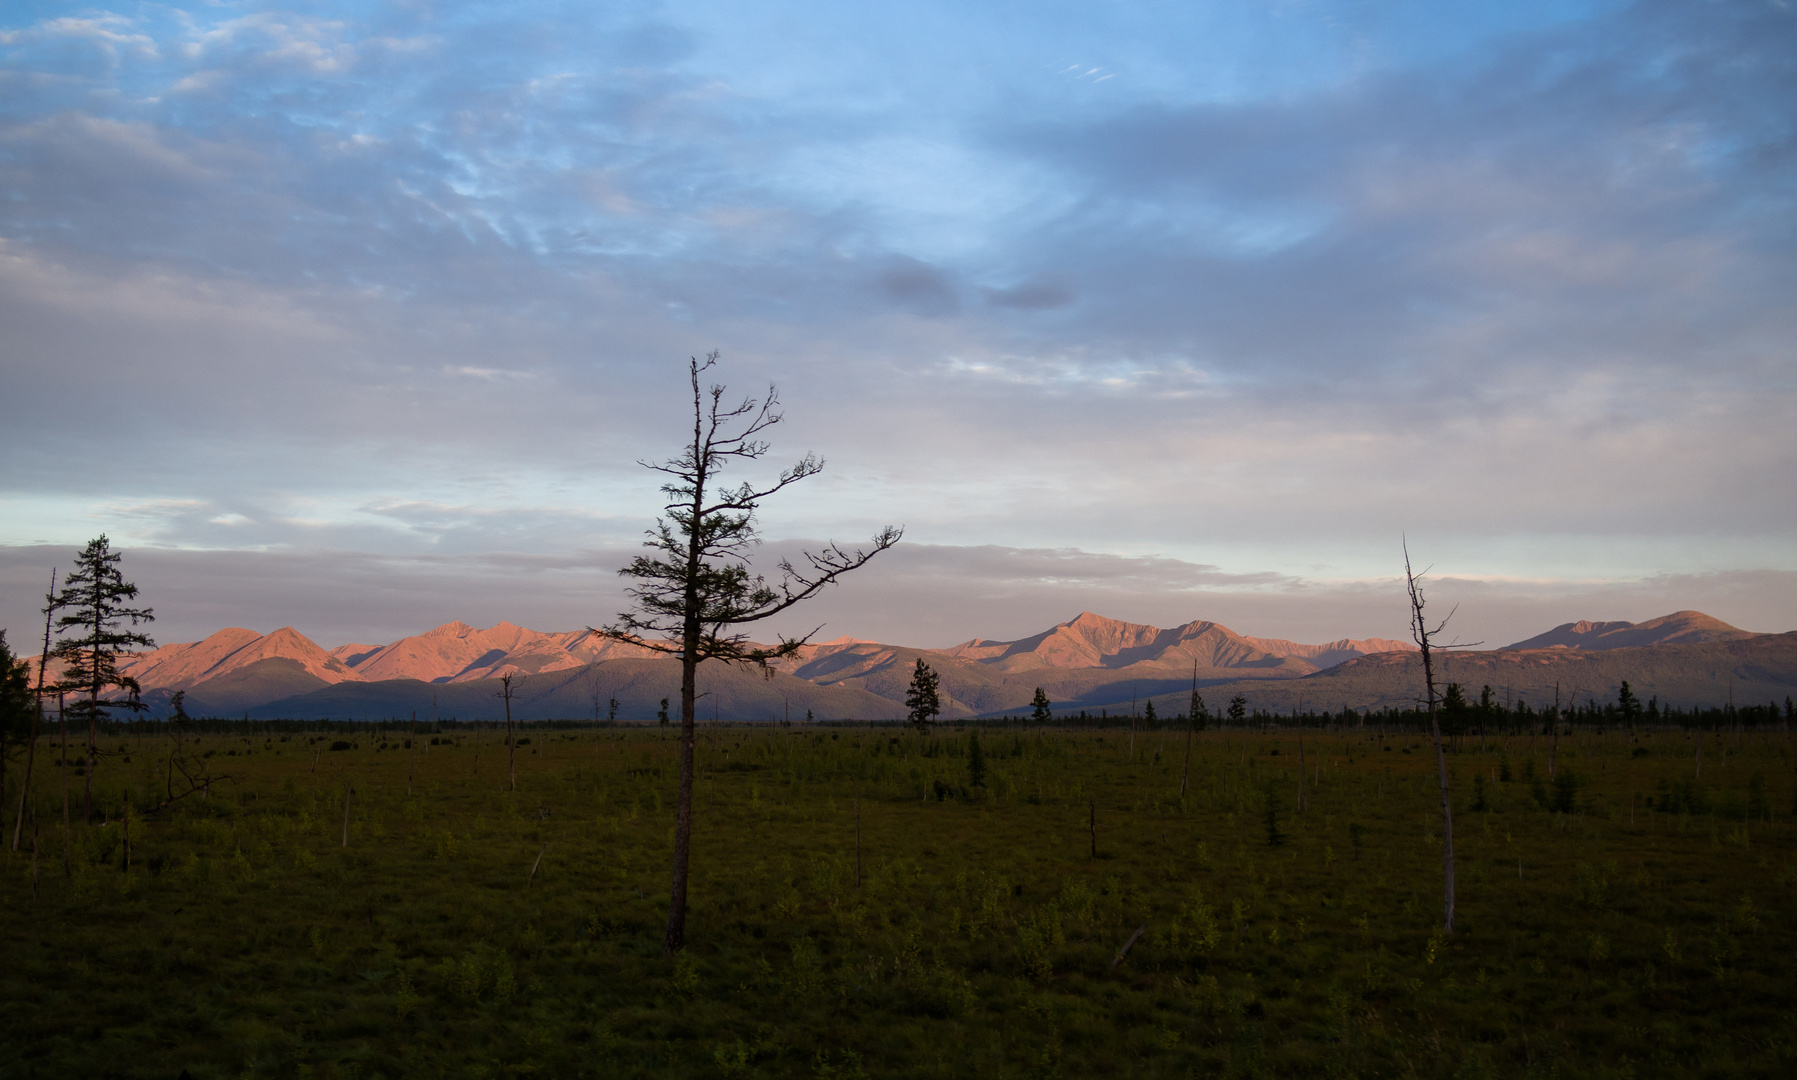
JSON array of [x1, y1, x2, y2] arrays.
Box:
[[3, 720, 1795, 1079]]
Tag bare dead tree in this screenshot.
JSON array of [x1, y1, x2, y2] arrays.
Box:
[[1181, 662, 1204, 799], [58, 693, 69, 877], [1296, 723, 1308, 813], [501, 673, 520, 791], [1404, 541, 1479, 935], [11, 569, 55, 852], [1551, 682, 1562, 779], [601, 352, 901, 953]]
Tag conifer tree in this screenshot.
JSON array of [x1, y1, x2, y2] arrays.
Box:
[[1030, 687, 1052, 724], [0, 631, 34, 842], [49, 536, 154, 823], [1617, 681, 1641, 729], [602, 352, 900, 953], [906, 659, 941, 734]]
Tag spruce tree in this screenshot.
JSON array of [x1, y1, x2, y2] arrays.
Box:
[[1030, 687, 1052, 724], [906, 659, 941, 734], [49, 536, 154, 823], [967, 730, 987, 788], [0, 631, 35, 841], [1617, 681, 1641, 728]]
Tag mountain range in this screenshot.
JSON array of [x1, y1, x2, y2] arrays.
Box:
[[63, 608, 1788, 721]]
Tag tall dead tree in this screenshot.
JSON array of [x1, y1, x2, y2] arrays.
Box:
[[1404, 541, 1477, 935], [500, 673, 520, 791], [10, 570, 55, 851], [602, 351, 901, 953], [1181, 663, 1205, 799]]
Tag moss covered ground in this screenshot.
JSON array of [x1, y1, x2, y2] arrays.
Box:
[[3, 723, 1794, 1078]]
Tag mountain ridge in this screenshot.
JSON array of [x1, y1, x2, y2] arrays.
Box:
[[1504, 610, 1756, 651], [68, 609, 1773, 719]]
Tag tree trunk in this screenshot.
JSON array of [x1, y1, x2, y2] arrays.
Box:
[[13, 574, 56, 851], [1296, 726, 1307, 813], [1181, 664, 1196, 799], [666, 643, 698, 952], [85, 687, 97, 824], [10, 702, 38, 852], [1180, 721, 1194, 799], [503, 676, 517, 792], [665, 407, 708, 956], [1429, 691, 1456, 933], [59, 695, 70, 876], [1406, 548, 1456, 935]]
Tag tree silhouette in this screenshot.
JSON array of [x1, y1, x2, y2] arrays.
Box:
[[1404, 540, 1478, 935], [49, 536, 154, 823], [906, 659, 941, 734], [1030, 687, 1052, 724], [0, 630, 34, 843], [601, 352, 900, 953]]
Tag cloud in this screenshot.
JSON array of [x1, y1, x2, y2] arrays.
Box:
[[876, 255, 958, 316], [0, 0, 1792, 638], [983, 278, 1073, 310]]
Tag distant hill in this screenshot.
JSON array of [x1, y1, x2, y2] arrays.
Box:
[[931, 611, 1409, 675], [1134, 632, 1797, 716], [775, 612, 1414, 718], [1505, 610, 1758, 651], [328, 620, 661, 683], [230, 658, 899, 724], [71, 609, 1782, 720], [126, 627, 362, 689]]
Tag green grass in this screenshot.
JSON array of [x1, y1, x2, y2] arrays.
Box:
[[3, 724, 1795, 1078]]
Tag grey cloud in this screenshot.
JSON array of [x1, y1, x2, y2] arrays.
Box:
[[984, 278, 1073, 310], [876, 256, 958, 317], [1, 0, 1792, 611]]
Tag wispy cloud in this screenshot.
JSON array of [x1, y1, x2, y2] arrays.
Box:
[[1, 0, 1792, 646]]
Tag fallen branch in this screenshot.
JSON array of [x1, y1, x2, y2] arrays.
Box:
[[141, 775, 243, 815], [527, 843, 549, 888], [1110, 923, 1148, 972]]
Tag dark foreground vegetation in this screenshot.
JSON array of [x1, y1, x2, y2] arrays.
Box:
[[4, 721, 1795, 1079]]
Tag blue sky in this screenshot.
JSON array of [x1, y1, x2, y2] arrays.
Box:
[[1, 0, 1793, 649]]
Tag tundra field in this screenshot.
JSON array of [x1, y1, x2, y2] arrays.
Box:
[[3, 720, 1795, 1079]]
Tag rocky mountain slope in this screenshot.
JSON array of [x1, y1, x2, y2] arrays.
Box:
[[1504, 610, 1758, 651], [68, 609, 1779, 720], [1138, 633, 1797, 715]]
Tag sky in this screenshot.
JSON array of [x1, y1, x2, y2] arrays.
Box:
[[1, 0, 1793, 652]]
